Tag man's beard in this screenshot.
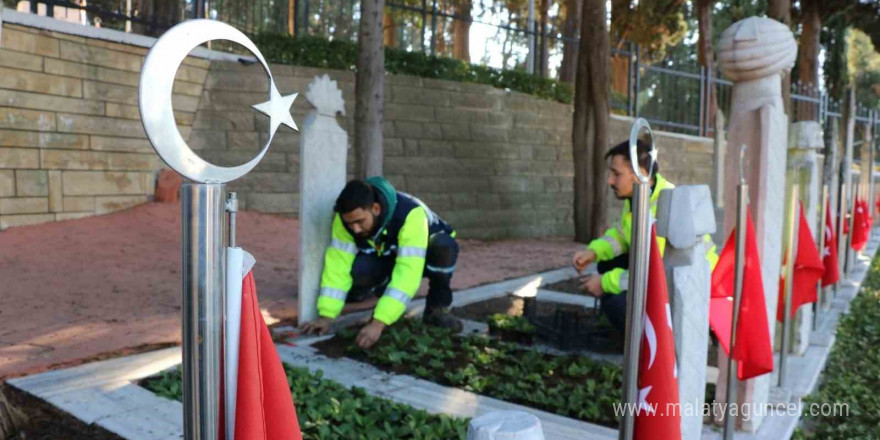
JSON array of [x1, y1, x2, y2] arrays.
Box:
[[355, 212, 379, 238]]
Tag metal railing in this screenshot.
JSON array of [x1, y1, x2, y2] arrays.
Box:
[[7, 0, 879, 140], [4, 0, 179, 34]]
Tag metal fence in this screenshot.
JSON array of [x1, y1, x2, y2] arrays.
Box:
[[6, 0, 879, 141]]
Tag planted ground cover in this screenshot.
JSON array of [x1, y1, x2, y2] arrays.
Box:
[[452, 294, 623, 353], [315, 320, 623, 427], [794, 255, 880, 440], [143, 365, 469, 439]]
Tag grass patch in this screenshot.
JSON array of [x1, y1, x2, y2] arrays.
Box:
[[796, 254, 880, 439], [317, 319, 623, 427], [142, 365, 469, 439]]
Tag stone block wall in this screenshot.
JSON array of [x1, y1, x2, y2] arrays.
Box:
[[0, 21, 206, 229], [202, 61, 715, 239], [1, 14, 716, 239]]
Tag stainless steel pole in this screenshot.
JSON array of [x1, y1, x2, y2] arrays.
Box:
[[813, 186, 828, 330], [778, 184, 799, 388], [835, 178, 847, 298], [619, 118, 655, 440], [619, 180, 652, 440], [228, 192, 238, 248], [846, 184, 858, 276], [182, 183, 225, 440], [722, 177, 749, 440]]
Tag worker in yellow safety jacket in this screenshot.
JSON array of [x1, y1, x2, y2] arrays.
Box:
[[572, 139, 719, 332], [301, 177, 462, 348]]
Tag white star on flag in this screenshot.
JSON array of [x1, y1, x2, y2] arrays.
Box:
[[252, 82, 298, 142], [637, 386, 656, 415]]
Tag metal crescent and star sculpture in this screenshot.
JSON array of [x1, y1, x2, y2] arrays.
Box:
[[139, 19, 299, 184], [628, 117, 657, 184]]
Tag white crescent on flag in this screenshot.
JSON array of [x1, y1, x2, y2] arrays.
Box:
[[644, 315, 657, 370]]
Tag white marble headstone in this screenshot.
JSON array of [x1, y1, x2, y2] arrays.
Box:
[[716, 16, 797, 433], [298, 75, 348, 324], [657, 185, 715, 440]]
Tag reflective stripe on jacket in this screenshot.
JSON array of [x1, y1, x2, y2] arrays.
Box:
[[587, 174, 718, 293]]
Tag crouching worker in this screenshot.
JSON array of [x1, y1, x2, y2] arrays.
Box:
[[572, 140, 718, 332], [301, 177, 462, 348]]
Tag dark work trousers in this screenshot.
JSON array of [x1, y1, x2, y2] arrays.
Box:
[[347, 232, 459, 313], [597, 253, 629, 333]]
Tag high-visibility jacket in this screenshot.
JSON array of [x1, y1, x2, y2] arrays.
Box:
[[317, 176, 454, 325], [586, 174, 719, 294]]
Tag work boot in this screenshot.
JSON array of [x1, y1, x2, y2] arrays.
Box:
[[422, 308, 463, 332]]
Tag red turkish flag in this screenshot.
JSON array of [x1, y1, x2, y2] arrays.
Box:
[[851, 198, 870, 251], [821, 199, 840, 287], [777, 203, 824, 321], [634, 227, 681, 440], [709, 211, 774, 380], [224, 272, 303, 440]]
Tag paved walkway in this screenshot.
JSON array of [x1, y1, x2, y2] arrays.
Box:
[[0, 202, 581, 379]]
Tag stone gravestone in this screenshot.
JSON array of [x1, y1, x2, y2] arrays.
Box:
[[785, 121, 823, 355], [466, 411, 544, 440], [656, 185, 716, 440], [298, 75, 348, 324], [716, 16, 797, 432]]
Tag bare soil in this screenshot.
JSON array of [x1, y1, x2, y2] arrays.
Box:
[[0, 202, 581, 379], [0, 384, 123, 440]]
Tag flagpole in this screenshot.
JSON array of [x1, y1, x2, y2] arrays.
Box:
[[834, 179, 846, 299], [778, 184, 799, 388], [228, 192, 238, 248], [619, 118, 656, 440], [813, 186, 827, 331], [845, 184, 858, 276], [182, 183, 226, 440], [225, 192, 238, 440], [722, 145, 749, 440]]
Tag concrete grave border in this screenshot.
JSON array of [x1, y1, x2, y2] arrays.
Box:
[[9, 233, 879, 440]]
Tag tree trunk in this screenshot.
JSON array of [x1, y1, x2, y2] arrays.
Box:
[[452, 0, 472, 61], [538, 0, 550, 77], [697, 0, 725, 204], [559, 0, 581, 83], [287, 0, 296, 35], [355, 0, 385, 179], [797, 0, 821, 121], [383, 12, 397, 47], [767, 0, 792, 118], [572, 0, 610, 242], [435, 4, 448, 56], [697, 0, 717, 132]]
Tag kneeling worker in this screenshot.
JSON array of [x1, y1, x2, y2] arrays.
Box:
[[572, 140, 718, 332], [302, 177, 462, 348]]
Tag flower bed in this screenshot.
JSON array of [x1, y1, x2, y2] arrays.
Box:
[[142, 366, 469, 439], [315, 319, 623, 427]]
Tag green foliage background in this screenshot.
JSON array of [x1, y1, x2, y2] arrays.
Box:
[[795, 254, 880, 439], [251, 33, 574, 104]]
